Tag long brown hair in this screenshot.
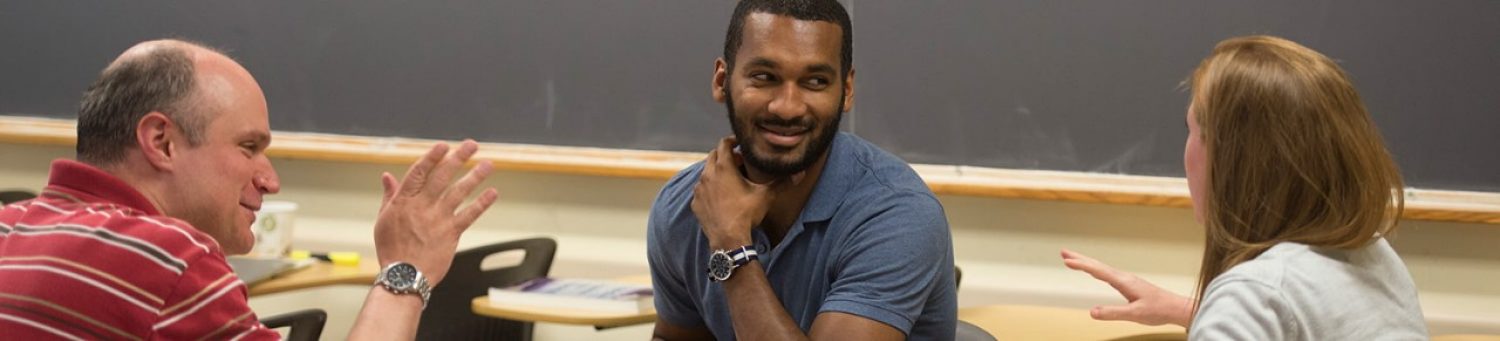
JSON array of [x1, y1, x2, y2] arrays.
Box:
[[1188, 35, 1405, 311]]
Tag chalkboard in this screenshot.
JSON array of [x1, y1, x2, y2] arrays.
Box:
[[1, 1, 1496, 192]]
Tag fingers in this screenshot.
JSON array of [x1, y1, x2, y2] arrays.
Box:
[[381, 172, 398, 200], [1091, 305, 1136, 322], [379, 172, 398, 211], [700, 137, 736, 183], [714, 137, 737, 169], [1060, 249, 1120, 284], [400, 142, 450, 197], [454, 188, 499, 232], [1062, 249, 1146, 301], [424, 140, 481, 198], [1060, 248, 1088, 262], [704, 146, 719, 170], [441, 160, 495, 209]]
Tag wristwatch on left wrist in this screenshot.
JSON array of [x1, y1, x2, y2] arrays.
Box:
[[374, 261, 432, 308]]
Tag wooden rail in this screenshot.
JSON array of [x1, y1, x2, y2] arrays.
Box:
[[4, 116, 1496, 224]]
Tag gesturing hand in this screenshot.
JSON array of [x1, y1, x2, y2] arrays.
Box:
[[1061, 249, 1194, 327], [373, 140, 499, 286], [691, 137, 784, 251]]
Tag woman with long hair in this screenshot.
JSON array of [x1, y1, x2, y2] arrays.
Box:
[[1062, 36, 1427, 339]]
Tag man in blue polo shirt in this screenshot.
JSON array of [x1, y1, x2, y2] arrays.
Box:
[[646, 1, 957, 340]]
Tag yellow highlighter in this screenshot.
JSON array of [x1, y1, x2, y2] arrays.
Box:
[[290, 250, 362, 267]]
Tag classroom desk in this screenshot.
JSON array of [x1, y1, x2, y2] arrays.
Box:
[[248, 261, 381, 297], [959, 305, 1186, 340], [1434, 335, 1500, 341], [470, 275, 655, 328], [468, 279, 1190, 335]]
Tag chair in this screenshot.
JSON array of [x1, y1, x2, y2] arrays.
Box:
[[0, 190, 37, 205], [953, 266, 1000, 341], [416, 237, 558, 341], [1107, 332, 1188, 341], [955, 266, 963, 288], [260, 309, 327, 341], [957, 320, 998, 341]]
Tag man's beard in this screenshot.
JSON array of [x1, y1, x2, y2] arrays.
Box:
[[724, 85, 844, 177]]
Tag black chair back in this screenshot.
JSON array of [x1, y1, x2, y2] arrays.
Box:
[[0, 190, 37, 205], [416, 237, 557, 341], [260, 309, 327, 341]]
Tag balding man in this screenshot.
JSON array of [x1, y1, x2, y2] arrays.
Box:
[[0, 40, 497, 340]]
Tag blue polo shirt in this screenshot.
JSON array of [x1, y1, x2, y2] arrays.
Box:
[[647, 133, 957, 340]]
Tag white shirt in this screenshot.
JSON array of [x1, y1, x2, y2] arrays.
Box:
[[1189, 238, 1428, 340]]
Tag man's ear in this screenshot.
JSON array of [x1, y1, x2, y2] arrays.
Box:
[[841, 68, 856, 112], [712, 58, 729, 103], [136, 112, 177, 171]]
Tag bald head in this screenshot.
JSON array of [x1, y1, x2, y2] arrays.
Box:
[[76, 39, 261, 165]]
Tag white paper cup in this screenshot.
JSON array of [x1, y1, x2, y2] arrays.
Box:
[[249, 201, 298, 258]]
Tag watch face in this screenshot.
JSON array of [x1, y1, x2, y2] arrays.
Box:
[[708, 251, 733, 281], [387, 263, 418, 289]]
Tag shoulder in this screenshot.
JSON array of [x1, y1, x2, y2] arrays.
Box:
[[652, 161, 705, 215], [647, 161, 706, 247], [1202, 242, 1319, 307], [833, 134, 945, 225], [1233, 240, 1412, 294], [1214, 242, 1309, 286], [837, 134, 937, 197], [1193, 242, 1363, 340], [1196, 243, 1307, 317], [1192, 267, 1296, 340], [838, 133, 933, 194], [105, 211, 224, 271], [11, 198, 221, 276]]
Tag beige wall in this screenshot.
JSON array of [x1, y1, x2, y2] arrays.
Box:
[[3, 141, 1496, 339]]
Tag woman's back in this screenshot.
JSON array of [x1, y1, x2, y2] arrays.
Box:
[[1190, 238, 1427, 340]]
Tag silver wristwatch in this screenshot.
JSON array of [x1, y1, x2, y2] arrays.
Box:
[[374, 261, 432, 308]]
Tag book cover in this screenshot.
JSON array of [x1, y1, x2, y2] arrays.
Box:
[[488, 277, 654, 314]]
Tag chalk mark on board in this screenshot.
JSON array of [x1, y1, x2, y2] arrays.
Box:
[[1090, 130, 1157, 174], [545, 79, 556, 130], [999, 105, 1079, 169]]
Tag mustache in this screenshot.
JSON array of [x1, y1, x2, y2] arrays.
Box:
[[756, 117, 814, 130]]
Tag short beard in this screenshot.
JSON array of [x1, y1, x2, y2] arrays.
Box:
[[724, 79, 844, 177]]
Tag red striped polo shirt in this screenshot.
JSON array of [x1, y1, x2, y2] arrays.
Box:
[[0, 160, 278, 340]]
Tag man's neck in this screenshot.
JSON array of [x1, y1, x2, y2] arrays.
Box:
[[93, 158, 171, 215], [743, 151, 830, 248]]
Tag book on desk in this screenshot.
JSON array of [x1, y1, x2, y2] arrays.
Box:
[[488, 277, 654, 313]]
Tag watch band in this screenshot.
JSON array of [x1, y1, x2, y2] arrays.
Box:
[[374, 262, 433, 308], [728, 246, 758, 266]]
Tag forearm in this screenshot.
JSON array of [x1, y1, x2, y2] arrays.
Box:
[[347, 287, 425, 340], [722, 261, 809, 341]]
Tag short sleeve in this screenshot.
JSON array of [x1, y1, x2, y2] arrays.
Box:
[[820, 202, 952, 335], [1189, 276, 1297, 341], [646, 168, 706, 329]]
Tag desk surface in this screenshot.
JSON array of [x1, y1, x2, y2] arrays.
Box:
[[471, 275, 655, 328], [959, 305, 1185, 340], [1434, 336, 1500, 341], [247, 261, 380, 296], [469, 279, 1190, 335]]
